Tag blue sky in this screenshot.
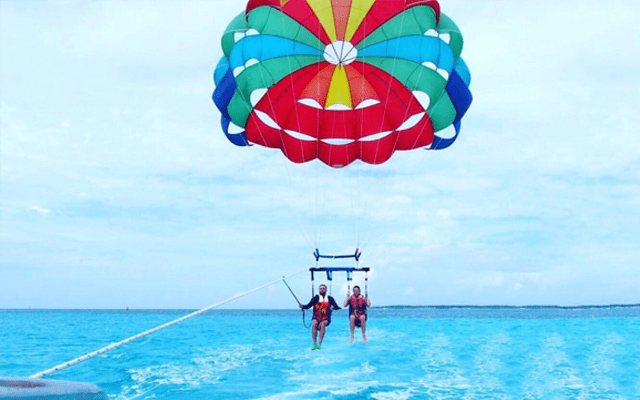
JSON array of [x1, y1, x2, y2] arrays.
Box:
[[1, 0, 639, 309]]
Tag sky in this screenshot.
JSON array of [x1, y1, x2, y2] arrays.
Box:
[[1, 0, 639, 309]]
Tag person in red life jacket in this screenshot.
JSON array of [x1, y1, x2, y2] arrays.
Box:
[[300, 284, 341, 350], [344, 285, 371, 344]]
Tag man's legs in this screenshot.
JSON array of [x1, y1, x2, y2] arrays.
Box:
[[359, 315, 368, 344], [319, 320, 328, 345], [311, 319, 318, 346], [349, 314, 356, 343]]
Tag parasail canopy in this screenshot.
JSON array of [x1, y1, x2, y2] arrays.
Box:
[[213, 0, 472, 168]]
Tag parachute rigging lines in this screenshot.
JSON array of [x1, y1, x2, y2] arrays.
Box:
[[293, 248, 370, 328], [212, 0, 472, 168], [309, 248, 368, 296]]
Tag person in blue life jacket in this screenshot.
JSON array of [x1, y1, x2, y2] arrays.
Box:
[[300, 284, 341, 350], [344, 285, 371, 344]]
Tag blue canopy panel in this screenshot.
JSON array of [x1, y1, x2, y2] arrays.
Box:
[[430, 64, 473, 150], [212, 57, 249, 146], [228, 35, 322, 70], [0, 377, 106, 399], [214, 56, 230, 86], [358, 35, 455, 75], [453, 58, 471, 86]]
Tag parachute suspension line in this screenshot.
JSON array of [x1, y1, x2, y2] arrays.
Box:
[[339, 5, 413, 257], [237, 63, 314, 274], [314, 21, 321, 250], [365, 270, 369, 298], [229, 36, 317, 252], [315, 159, 320, 251], [348, 166, 361, 251], [29, 271, 305, 379], [349, 161, 372, 256], [351, 173, 357, 248], [361, 7, 413, 252], [355, 62, 366, 251], [269, 118, 317, 249], [278, 155, 316, 249], [250, 21, 314, 249], [243, 52, 314, 249], [354, 165, 366, 250]]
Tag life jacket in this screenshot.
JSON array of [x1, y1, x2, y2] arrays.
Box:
[[313, 294, 331, 321], [349, 295, 367, 317]]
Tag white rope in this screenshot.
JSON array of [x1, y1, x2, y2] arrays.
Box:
[[30, 271, 304, 379]]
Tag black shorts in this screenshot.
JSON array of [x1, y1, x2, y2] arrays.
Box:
[[312, 316, 331, 327], [353, 313, 367, 328]]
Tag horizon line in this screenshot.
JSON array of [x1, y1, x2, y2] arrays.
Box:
[[3, 303, 639, 311]]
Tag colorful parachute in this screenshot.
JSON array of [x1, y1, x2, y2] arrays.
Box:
[[213, 0, 472, 168]]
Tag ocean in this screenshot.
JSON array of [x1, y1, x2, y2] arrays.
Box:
[[2, 307, 640, 399]]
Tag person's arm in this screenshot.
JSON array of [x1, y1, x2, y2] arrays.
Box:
[[343, 291, 351, 307], [329, 296, 341, 310], [300, 295, 318, 310], [365, 296, 371, 307]]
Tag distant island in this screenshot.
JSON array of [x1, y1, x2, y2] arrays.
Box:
[[373, 304, 640, 310]]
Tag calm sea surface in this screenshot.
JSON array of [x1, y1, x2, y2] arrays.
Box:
[[2, 307, 640, 399]]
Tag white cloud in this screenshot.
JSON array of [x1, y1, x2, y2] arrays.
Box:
[[28, 206, 51, 215], [403, 287, 415, 297], [1, 0, 639, 308]]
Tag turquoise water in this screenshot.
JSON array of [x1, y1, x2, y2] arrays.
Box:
[[2, 308, 640, 399]]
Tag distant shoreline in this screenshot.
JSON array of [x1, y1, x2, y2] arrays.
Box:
[[375, 304, 640, 310]]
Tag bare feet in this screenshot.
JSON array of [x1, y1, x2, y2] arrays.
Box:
[[350, 334, 354, 344], [363, 336, 368, 344]]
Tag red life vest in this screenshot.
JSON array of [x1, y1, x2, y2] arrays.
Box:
[[313, 295, 331, 321], [349, 295, 367, 317]]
